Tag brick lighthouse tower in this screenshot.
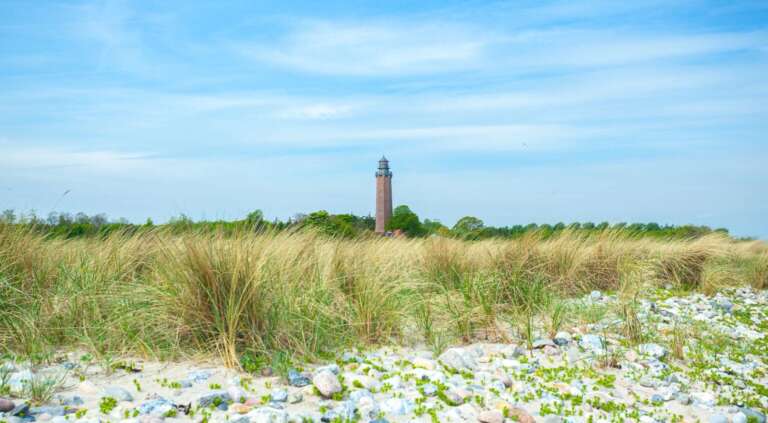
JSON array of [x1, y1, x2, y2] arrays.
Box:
[[375, 156, 393, 234]]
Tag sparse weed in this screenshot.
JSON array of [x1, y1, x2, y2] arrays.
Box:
[[619, 300, 644, 345], [670, 321, 687, 360], [23, 371, 68, 405]]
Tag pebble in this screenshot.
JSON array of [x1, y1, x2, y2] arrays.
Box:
[[197, 391, 232, 407], [740, 407, 767, 423], [312, 369, 342, 398], [0, 398, 14, 412], [638, 343, 667, 359], [733, 412, 748, 423], [532, 338, 556, 349], [691, 391, 716, 407], [477, 409, 504, 423], [709, 414, 729, 423], [676, 393, 692, 405], [579, 334, 605, 352], [422, 383, 437, 396], [438, 348, 477, 371], [553, 331, 572, 346], [103, 386, 133, 402], [246, 406, 288, 423], [288, 392, 303, 404], [270, 389, 288, 402], [231, 403, 252, 414], [412, 357, 436, 370], [287, 369, 310, 387]]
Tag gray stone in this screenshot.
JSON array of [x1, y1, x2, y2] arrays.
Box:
[[638, 343, 667, 359], [379, 397, 411, 415], [579, 334, 605, 353], [590, 290, 602, 301], [733, 412, 748, 423], [340, 352, 361, 363], [246, 406, 288, 423], [553, 331, 572, 346], [315, 364, 340, 375], [197, 391, 232, 408], [30, 406, 64, 417], [332, 401, 356, 421], [349, 389, 373, 404], [422, 383, 437, 397], [443, 389, 464, 406], [713, 298, 733, 313], [691, 391, 715, 407], [312, 370, 342, 398], [186, 370, 211, 383], [288, 392, 303, 404], [438, 348, 477, 371], [138, 397, 175, 416], [58, 395, 83, 406], [532, 338, 556, 349], [708, 414, 729, 423], [287, 369, 310, 387], [676, 393, 691, 405], [651, 394, 664, 404], [227, 385, 247, 403], [270, 389, 288, 403], [103, 386, 133, 402], [739, 407, 767, 423], [639, 376, 657, 388]]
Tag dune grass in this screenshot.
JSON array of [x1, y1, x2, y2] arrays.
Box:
[[0, 223, 765, 368]]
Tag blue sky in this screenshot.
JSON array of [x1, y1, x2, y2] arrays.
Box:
[[1, 0, 767, 238]]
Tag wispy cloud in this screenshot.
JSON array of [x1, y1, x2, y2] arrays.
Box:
[[236, 17, 767, 76], [238, 20, 493, 76], [0, 144, 156, 172]]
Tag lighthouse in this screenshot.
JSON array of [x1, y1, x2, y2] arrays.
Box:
[[375, 156, 393, 234]]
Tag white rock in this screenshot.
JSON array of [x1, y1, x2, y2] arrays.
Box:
[[412, 357, 436, 370], [227, 385, 247, 403], [477, 409, 504, 423], [691, 391, 716, 407], [247, 406, 288, 423], [312, 370, 341, 398], [78, 380, 99, 394], [439, 348, 477, 371], [638, 343, 667, 359]]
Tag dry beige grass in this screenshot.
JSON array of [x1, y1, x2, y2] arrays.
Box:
[[0, 224, 765, 366]]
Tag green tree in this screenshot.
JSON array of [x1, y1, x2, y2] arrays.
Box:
[[386, 205, 424, 236], [422, 218, 449, 236], [302, 210, 355, 237], [451, 216, 485, 239], [245, 210, 264, 225]]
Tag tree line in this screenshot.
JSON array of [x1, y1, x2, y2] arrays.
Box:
[[0, 208, 731, 240]]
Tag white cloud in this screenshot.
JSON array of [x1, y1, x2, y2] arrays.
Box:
[[239, 20, 492, 76], [238, 17, 767, 76], [0, 145, 156, 173]]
